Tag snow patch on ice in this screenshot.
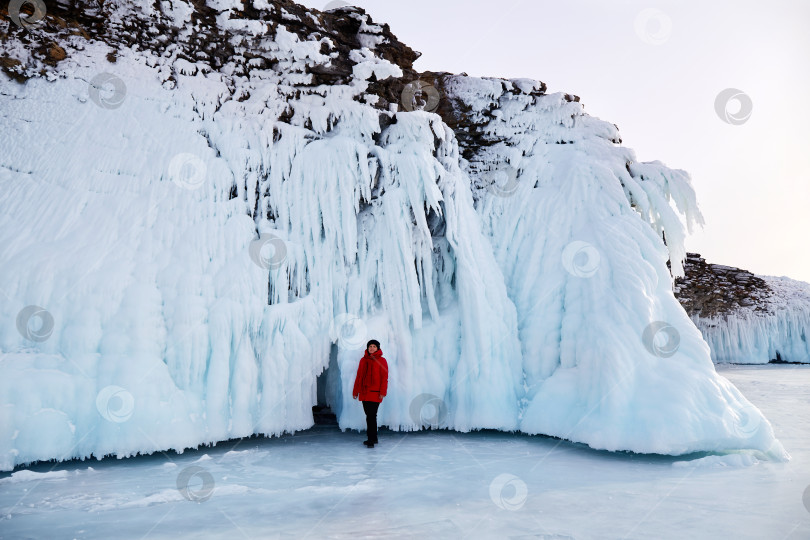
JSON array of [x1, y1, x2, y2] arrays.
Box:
[[0, 470, 69, 484]]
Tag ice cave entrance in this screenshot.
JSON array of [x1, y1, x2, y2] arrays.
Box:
[[312, 345, 341, 426]]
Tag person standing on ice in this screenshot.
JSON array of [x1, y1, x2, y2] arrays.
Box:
[[352, 339, 388, 448]]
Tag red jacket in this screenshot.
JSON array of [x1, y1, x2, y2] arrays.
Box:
[[352, 349, 388, 403]]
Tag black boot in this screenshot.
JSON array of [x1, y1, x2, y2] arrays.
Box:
[[363, 440, 375, 448]]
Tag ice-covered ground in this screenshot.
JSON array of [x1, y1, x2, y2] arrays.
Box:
[[1, 364, 808, 540]]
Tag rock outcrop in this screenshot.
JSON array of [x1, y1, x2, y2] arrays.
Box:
[[674, 253, 772, 317], [673, 253, 810, 364]]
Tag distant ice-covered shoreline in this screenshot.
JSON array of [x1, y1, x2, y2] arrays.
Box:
[[691, 274, 810, 364]]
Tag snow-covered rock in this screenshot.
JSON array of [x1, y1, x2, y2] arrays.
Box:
[[0, 0, 789, 471], [675, 253, 810, 364]]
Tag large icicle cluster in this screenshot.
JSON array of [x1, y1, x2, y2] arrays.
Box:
[[0, 0, 789, 471], [438, 75, 783, 455]]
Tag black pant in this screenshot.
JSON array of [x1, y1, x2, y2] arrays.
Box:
[[362, 400, 380, 443]]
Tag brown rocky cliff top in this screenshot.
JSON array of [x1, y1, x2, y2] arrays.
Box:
[[673, 253, 772, 318]]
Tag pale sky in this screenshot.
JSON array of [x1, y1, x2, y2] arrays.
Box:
[[298, 0, 810, 283]]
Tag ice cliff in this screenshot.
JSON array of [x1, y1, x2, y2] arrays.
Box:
[[0, 0, 790, 471], [675, 253, 810, 364]]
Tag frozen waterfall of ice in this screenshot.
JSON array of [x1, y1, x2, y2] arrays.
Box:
[[0, 5, 788, 471]]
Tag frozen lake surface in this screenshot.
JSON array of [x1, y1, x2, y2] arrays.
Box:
[[1, 364, 809, 540]]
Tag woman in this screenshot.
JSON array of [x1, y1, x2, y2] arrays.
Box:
[[352, 339, 388, 448]]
